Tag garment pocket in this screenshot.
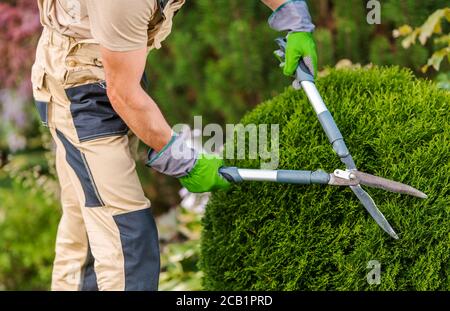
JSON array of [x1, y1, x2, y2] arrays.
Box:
[[65, 82, 128, 142], [31, 64, 51, 102], [31, 64, 51, 126], [64, 41, 105, 88]]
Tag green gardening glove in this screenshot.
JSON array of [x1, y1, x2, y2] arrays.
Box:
[[147, 132, 230, 193], [268, 0, 318, 78], [283, 32, 318, 78], [180, 154, 230, 193]]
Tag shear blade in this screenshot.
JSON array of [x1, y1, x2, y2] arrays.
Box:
[[354, 171, 427, 199], [350, 185, 399, 239]]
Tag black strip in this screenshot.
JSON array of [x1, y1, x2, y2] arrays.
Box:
[[35, 101, 48, 126], [159, 0, 170, 10], [80, 245, 98, 291], [65, 82, 128, 142], [113, 208, 160, 291], [0, 292, 448, 309], [81, 153, 105, 206], [56, 129, 104, 207]]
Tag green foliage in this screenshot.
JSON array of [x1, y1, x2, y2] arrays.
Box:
[[160, 239, 203, 291], [383, 0, 449, 26], [146, 0, 287, 125], [0, 147, 59, 290], [436, 72, 450, 90], [370, 36, 428, 69], [394, 7, 450, 73], [0, 176, 59, 290], [314, 28, 334, 69], [201, 67, 450, 290], [147, 1, 446, 127], [333, 0, 371, 63], [159, 207, 204, 291]]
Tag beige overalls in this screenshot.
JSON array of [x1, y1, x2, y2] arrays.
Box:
[[31, 0, 185, 291]]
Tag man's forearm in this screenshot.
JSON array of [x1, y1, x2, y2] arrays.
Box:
[[107, 85, 172, 152], [261, 0, 286, 11], [101, 46, 172, 152]]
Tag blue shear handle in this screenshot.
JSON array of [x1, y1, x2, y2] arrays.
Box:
[[219, 167, 243, 183], [219, 167, 330, 185]]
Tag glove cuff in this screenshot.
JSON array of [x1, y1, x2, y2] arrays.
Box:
[[146, 130, 198, 178], [268, 0, 315, 33]]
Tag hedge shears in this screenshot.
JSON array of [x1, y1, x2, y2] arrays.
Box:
[[218, 37, 427, 239]]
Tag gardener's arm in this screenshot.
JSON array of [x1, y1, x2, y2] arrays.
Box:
[[86, 0, 229, 193], [101, 47, 172, 152], [86, 0, 172, 151], [261, 0, 286, 10], [261, 0, 318, 77], [100, 49, 228, 193]]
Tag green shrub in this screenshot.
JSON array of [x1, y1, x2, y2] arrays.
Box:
[[201, 67, 450, 290], [0, 176, 59, 290]]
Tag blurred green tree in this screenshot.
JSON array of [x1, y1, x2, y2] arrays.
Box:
[[147, 0, 448, 128]]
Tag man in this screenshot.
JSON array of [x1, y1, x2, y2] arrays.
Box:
[[31, 0, 317, 291]]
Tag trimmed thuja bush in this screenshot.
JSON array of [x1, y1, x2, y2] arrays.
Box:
[[201, 67, 449, 290]]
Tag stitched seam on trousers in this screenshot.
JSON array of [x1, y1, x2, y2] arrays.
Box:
[[55, 129, 103, 208], [78, 130, 129, 142], [80, 153, 105, 207]]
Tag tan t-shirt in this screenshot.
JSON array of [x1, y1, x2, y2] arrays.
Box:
[[38, 0, 184, 51]]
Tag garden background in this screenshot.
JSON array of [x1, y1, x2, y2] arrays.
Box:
[[0, 0, 448, 290]]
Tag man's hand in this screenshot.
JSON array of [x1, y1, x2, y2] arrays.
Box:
[[179, 154, 230, 193], [101, 46, 172, 152], [146, 132, 230, 193], [283, 32, 317, 77], [263, 0, 318, 78]]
